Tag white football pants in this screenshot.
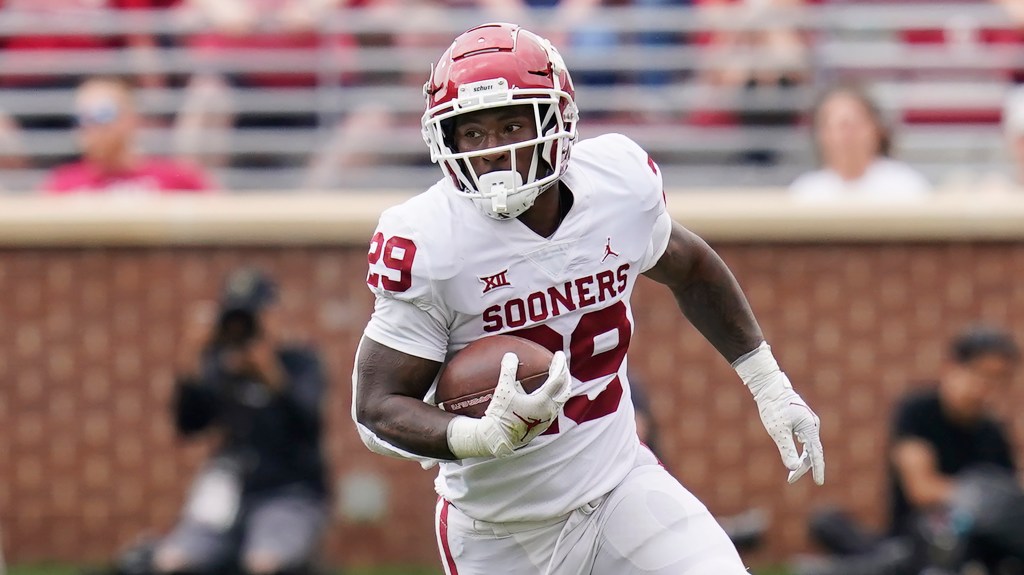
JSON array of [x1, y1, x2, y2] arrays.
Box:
[[434, 460, 748, 575]]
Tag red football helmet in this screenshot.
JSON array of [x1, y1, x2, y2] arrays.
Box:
[[422, 23, 578, 220]]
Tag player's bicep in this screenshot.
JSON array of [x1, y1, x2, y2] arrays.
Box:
[[364, 295, 450, 364], [642, 220, 705, 287]]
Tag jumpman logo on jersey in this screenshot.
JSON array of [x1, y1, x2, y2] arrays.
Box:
[[601, 237, 620, 263], [513, 412, 546, 440]]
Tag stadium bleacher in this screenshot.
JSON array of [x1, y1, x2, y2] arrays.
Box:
[[0, 2, 1018, 192]]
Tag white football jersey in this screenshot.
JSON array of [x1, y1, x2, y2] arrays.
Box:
[[357, 133, 673, 522]]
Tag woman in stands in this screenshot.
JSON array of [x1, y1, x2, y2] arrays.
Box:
[[789, 83, 933, 202]]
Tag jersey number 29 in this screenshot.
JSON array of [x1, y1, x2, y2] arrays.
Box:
[[367, 233, 416, 292]]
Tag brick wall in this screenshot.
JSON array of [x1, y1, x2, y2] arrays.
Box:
[[1, 242, 1022, 568]]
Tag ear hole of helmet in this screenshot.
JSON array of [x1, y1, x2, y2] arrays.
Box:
[[455, 157, 473, 187], [538, 103, 556, 136], [440, 118, 458, 152], [537, 103, 559, 176]]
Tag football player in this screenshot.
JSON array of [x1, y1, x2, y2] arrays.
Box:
[[353, 22, 824, 575]]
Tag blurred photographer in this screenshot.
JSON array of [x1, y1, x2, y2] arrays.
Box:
[[798, 326, 1024, 575], [151, 268, 329, 575]]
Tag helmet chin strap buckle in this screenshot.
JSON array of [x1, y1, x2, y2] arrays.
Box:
[[478, 171, 524, 215]]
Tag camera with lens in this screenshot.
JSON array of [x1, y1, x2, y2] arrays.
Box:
[[209, 269, 278, 378]]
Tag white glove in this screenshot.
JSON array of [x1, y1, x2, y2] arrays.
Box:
[[735, 342, 824, 485], [447, 351, 572, 459]]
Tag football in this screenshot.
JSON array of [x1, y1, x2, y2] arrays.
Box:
[[435, 335, 554, 418]]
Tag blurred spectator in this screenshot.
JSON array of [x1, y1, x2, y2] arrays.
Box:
[[799, 326, 1024, 575], [525, 0, 622, 89], [998, 0, 1024, 30], [462, 0, 630, 91], [40, 76, 211, 195], [305, 0, 633, 190], [691, 0, 811, 163], [149, 268, 330, 575], [173, 0, 355, 170], [304, 0, 524, 188], [0, 107, 27, 172], [942, 84, 1024, 193], [0, 0, 170, 92], [41, 76, 210, 194], [694, 0, 809, 102], [789, 84, 932, 202], [887, 327, 1023, 566], [898, 0, 1024, 124], [0, 0, 174, 172], [628, 0, 690, 88], [1002, 85, 1024, 187]]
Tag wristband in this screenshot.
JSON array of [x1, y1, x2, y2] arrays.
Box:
[[447, 414, 517, 459], [446, 415, 491, 459], [733, 341, 790, 396]]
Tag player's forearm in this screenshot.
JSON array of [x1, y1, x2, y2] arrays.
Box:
[[357, 395, 458, 460], [354, 337, 453, 459], [652, 226, 763, 362], [673, 262, 763, 362]]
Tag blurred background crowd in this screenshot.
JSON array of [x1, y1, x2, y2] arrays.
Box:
[[0, 0, 1023, 194]]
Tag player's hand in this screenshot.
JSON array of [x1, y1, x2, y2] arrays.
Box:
[[447, 351, 572, 459], [735, 342, 824, 485], [484, 351, 571, 455], [752, 371, 824, 485]]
